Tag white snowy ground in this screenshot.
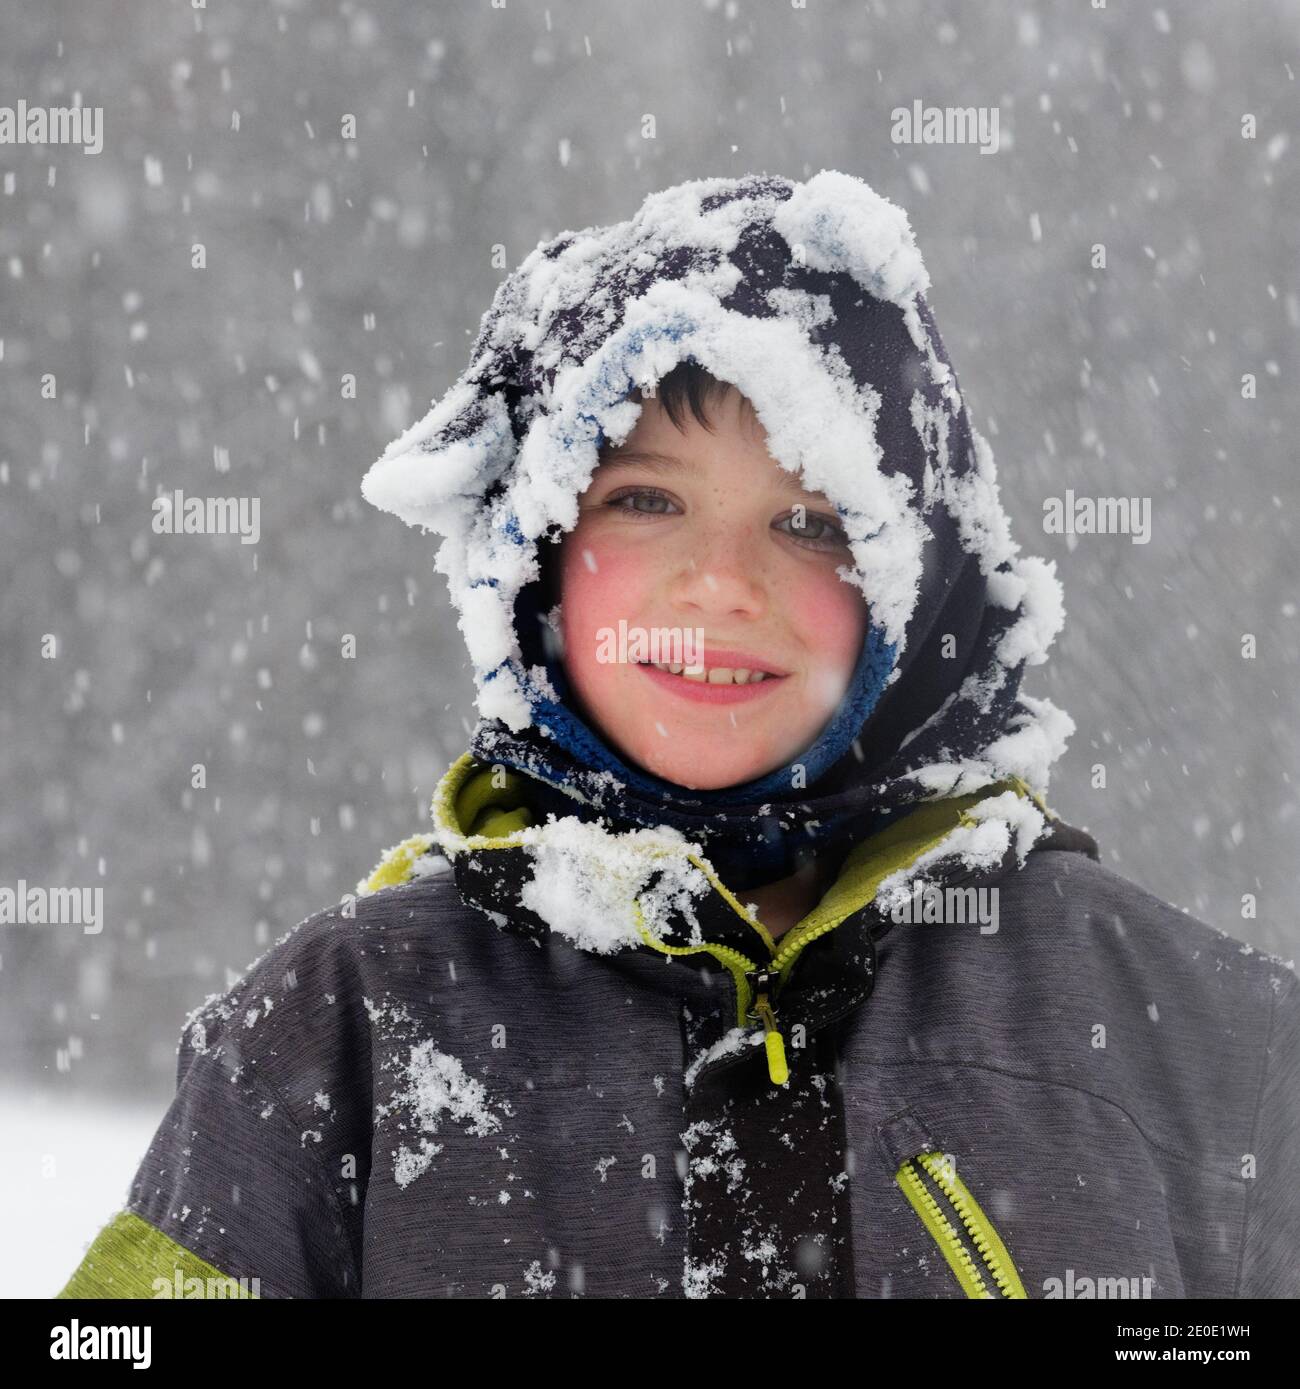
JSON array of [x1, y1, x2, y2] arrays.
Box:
[[0, 1087, 160, 1298]]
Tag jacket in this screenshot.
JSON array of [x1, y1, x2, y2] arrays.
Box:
[[57, 752, 1300, 1299]]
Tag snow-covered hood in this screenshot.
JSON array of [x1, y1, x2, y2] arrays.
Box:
[[360, 170, 1075, 885]]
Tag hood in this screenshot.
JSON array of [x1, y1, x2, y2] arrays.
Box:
[[360, 170, 1075, 888], [357, 752, 1098, 1088]]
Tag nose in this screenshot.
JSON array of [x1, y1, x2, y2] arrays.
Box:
[[666, 519, 768, 621]]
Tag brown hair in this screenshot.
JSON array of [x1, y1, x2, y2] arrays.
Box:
[[535, 360, 751, 609]]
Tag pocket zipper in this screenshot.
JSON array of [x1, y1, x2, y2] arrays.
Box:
[[895, 1151, 1028, 1299]]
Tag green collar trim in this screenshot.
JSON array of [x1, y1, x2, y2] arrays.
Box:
[[377, 750, 1040, 950], [362, 751, 1047, 1086]]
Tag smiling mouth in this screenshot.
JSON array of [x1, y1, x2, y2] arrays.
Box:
[[636, 661, 783, 686]]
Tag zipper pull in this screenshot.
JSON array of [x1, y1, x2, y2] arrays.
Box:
[[754, 994, 789, 1085], [745, 968, 789, 1086]]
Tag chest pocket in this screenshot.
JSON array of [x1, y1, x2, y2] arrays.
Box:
[[877, 1105, 1028, 1300]]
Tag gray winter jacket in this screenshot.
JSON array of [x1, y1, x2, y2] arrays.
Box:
[[58, 752, 1300, 1300]]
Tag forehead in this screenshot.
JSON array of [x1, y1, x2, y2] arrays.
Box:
[[595, 447, 817, 497]]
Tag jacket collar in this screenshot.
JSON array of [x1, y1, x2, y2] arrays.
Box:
[[382, 752, 1096, 1088]]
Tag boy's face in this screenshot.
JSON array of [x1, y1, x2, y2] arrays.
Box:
[[555, 387, 868, 791]]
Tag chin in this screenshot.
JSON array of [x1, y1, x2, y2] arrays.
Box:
[[629, 749, 776, 792]]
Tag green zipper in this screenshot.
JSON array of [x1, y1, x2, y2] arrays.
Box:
[[630, 900, 789, 1082], [895, 1151, 1027, 1298]]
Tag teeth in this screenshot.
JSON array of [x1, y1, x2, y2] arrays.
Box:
[[648, 662, 770, 684]]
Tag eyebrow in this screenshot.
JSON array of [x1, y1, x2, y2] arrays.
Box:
[[597, 448, 816, 497]]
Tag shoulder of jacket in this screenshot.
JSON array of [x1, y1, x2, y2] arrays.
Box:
[[177, 863, 465, 1063], [1015, 846, 1299, 1008]]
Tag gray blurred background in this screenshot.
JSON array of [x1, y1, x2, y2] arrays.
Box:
[[2, 0, 1297, 1115]]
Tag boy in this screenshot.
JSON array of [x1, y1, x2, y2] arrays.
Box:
[[60, 172, 1298, 1299]]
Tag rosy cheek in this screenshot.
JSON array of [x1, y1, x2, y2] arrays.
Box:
[[558, 535, 649, 669], [786, 569, 868, 671], [561, 537, 643, 611]]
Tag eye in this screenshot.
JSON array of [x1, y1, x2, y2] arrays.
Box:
[[602, 486, 681, 517], [775, 509, 851, 550]]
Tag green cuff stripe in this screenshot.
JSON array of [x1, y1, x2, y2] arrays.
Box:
[[56, 1210, 258, 1299]]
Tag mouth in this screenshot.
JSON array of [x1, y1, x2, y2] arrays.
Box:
[[638, 661, 779, 685], [635, 659, 790, 704]]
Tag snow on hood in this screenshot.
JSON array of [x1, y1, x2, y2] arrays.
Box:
[[360, 170, 1075, 903]]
